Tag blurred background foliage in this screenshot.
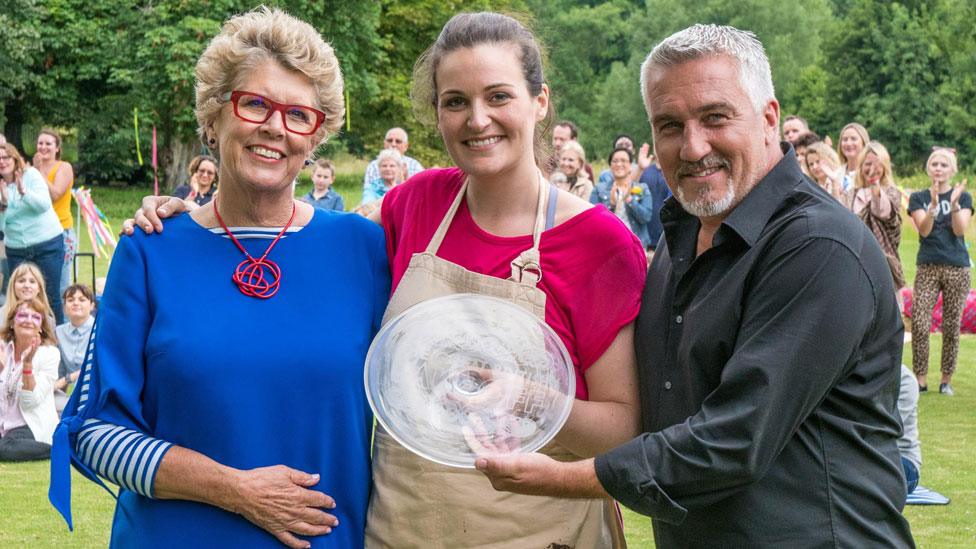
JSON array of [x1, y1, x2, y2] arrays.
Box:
[[2, 0, 974, 186]]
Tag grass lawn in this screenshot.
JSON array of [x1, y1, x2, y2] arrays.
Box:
[[3, 338, 973, 547], [4, 176, 974, 546]]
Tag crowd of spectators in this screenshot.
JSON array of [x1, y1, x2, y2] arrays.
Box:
[[0, 95, 970, 513]]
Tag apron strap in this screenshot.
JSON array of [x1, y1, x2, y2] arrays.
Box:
[[510, 174, 549, 286], [425, 179, 470, 254], [423, 173, 549, 287]]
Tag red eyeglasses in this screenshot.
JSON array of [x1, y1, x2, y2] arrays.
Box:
[[221, 91, 326, 135]]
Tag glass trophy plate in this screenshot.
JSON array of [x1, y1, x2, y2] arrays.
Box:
[[365, 294, 575, 468]]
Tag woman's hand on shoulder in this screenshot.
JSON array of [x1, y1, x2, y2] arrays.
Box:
[[230, 464, 339, 549], [120, 195, 189, 235]]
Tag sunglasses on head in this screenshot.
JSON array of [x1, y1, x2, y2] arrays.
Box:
[[15, 310, 43, 326]]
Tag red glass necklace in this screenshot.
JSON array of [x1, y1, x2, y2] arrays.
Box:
[[213, 198, 296, 299]]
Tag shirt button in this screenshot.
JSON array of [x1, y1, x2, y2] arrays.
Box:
[[675, 315, 683, 324], [664, 381, 672, 390]]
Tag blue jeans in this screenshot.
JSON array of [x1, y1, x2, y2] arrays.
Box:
[[7, 232, 65, 324], [902, 456, 919, 495]]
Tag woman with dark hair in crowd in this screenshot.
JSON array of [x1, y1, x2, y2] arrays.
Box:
[[174, 154, 219, 209], [33, 129, 75, 295], [130, 11, 644, 548], [847, 141, 905, 291], [907, 148, 972, 396], [591, 147, 654, 253], [0, 143, 65, 324], [837, 122, 869, 191], [0, 297, 60, 462], [52, 8, 389, 548]]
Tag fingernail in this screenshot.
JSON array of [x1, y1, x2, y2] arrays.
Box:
[[159, 208, 168, 215], [311, 473, 320, 481], [475, 458, 487, 470]]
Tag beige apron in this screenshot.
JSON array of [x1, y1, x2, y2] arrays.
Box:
[[365, 177, 626, 549]]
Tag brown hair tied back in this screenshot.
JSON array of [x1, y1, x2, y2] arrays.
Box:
[[411, 12, 554, 168]]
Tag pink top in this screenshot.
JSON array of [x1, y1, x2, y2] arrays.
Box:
[[383, 168, 647, 400]]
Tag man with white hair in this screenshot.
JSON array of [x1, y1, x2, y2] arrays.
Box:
[[362, 127, 423, 187], [477, 24, 914, 547]]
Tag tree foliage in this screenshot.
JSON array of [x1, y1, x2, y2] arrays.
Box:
[[2, 0, 973, 183]]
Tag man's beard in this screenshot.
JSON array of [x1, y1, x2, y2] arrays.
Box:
[[674, 180, 737, 218], [673, 154, 737, 217]]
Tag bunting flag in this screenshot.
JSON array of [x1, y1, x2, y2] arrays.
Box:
[[72, 187, 118, 259], [152, 126, 159, 196], [133, 108, 144, 166]]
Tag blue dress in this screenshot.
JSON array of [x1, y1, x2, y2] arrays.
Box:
[[49, 210, 390, 548]]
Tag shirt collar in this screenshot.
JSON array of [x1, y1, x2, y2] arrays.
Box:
[[660, 142, 803, 249]]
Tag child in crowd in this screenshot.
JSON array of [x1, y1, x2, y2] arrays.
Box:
[[301, 159, 345, 211], [53, 284, 96, 412]]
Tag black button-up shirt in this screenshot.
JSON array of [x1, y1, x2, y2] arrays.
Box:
[[595, 149, 915, 547]]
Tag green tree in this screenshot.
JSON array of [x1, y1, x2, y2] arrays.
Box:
[[0, 0, 43, 152], [823, 0, 949, 169]]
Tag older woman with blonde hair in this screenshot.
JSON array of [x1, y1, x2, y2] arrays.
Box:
[[804, 141, 845, 201], [846, 141, 905, 290], [837, 122, 870, 191], [51, 8, 390, 548], [557, 140, 594, 200], [0, 297, 60, 461]]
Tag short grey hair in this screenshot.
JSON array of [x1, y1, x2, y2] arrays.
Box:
[[641, 24, 775, 115], [376, 148, 402, 164], [195, 7, 344, 152]]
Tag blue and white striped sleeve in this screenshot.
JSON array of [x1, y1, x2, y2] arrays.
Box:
[[75, 419, 171, 497], [68, 327, 172, 498], [50, 233, 173, 529]]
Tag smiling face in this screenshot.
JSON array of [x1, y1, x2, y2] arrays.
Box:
[[559, 149, 582, 176], [610, 150, 632, 180], [194, 159, 217, 190], [13, 304, 43, 340], [840, 128, 864, 164], [927, 153, 955, 186], [0, 148, 13, 179], [35, 133, 60, 162], [14, 272, 41, 301], [211, 60, 318, 195], [435, 44, 548, 181], [645, 55, 780, 220], [378, 158, 400, 184], [860, 152, 883, 185]]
